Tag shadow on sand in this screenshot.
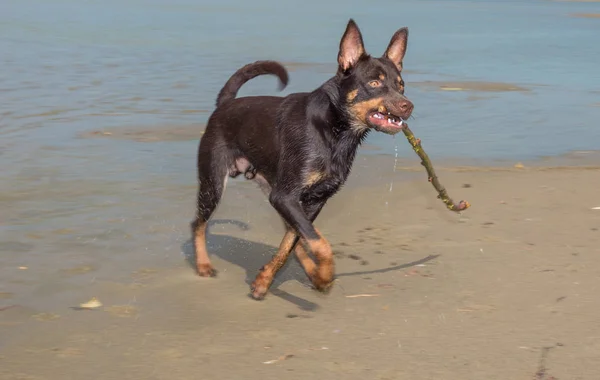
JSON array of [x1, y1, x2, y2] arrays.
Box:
[[181, 219, 439, 311]]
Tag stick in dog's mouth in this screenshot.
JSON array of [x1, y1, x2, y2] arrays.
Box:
[[402, 123, 471, 213]]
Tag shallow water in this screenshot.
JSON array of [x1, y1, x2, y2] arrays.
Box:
[[1, 0, 600, 310]]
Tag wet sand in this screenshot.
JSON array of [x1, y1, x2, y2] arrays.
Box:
[[75, 124, 385, 155], [2, 153, 600, 379], [410, 81, 531, 93], [78, 124, 206, 142], [571, 13, 600, 18]]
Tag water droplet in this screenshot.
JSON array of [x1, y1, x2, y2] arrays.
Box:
[[389, 144, 399, 193]]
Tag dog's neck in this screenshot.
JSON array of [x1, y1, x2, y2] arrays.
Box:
[[317, 76, 370, 139], [309, 78, 370, 180]]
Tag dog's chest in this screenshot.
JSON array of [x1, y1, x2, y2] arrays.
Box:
[[301, 171, 345, 203]]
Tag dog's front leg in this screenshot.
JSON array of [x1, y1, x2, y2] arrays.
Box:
[[269, 194, 335, 292], [251, 199, 328, 300]]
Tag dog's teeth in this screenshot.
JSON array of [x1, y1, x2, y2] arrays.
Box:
[[388, 118, 393, 123]]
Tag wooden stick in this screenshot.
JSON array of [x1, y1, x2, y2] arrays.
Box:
[[402, 124, 470, 213]]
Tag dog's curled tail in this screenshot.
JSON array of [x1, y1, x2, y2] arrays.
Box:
[[215, 60, 289, 107]]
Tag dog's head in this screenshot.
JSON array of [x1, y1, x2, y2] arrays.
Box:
[[337, 19, 414, 135]]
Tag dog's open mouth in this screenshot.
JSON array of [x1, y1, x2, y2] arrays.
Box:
[[368, 111, 405, 134]]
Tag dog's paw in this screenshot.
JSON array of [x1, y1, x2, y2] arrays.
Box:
[[250, 267, 272, 300], [197, 263, 217, 277], [312, 280, 334, 294], [250, 282, 268, 301], [311, 271, 335, 294]]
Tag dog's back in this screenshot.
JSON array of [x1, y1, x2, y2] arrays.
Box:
[[202, 61, 297, 176]]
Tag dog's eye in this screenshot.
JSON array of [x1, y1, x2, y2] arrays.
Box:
[[399, 80, 405, 88], [368, 80, 382, 88]]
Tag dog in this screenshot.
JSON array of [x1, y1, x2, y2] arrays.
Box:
[[192, 19, 414, 300]]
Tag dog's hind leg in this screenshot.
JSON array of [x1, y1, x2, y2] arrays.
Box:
[[192, 147, 229, 277]]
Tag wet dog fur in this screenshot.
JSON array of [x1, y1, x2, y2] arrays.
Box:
[[192, 19, 414, 300]]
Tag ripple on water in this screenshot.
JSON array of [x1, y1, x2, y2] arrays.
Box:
[[410, 81, 531, 93]]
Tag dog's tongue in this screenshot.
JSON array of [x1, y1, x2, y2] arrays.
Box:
[[369, 112, 404, 129]]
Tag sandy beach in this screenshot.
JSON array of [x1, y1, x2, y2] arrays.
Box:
[[2, 151, 600, 380]]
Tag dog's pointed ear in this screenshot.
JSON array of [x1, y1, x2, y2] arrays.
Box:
[[383, 27, 409, 71], [338, 19, 366, 72]]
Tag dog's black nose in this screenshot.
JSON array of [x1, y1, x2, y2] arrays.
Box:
[[399, 99, 414, 116]]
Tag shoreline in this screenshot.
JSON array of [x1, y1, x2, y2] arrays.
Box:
[[75, 122, 600, 168]]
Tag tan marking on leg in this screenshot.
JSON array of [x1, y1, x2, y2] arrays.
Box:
[[194, 222, 216, 277], [346, 89, 358, 103], [294, 226, 323, 278], [251, 230, 298, 299], [304, 171, 325, 187], [294, 243, 317, 276], [305, 230, 335, 292]]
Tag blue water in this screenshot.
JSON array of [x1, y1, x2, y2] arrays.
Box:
[[2, 0, 600, 164]]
